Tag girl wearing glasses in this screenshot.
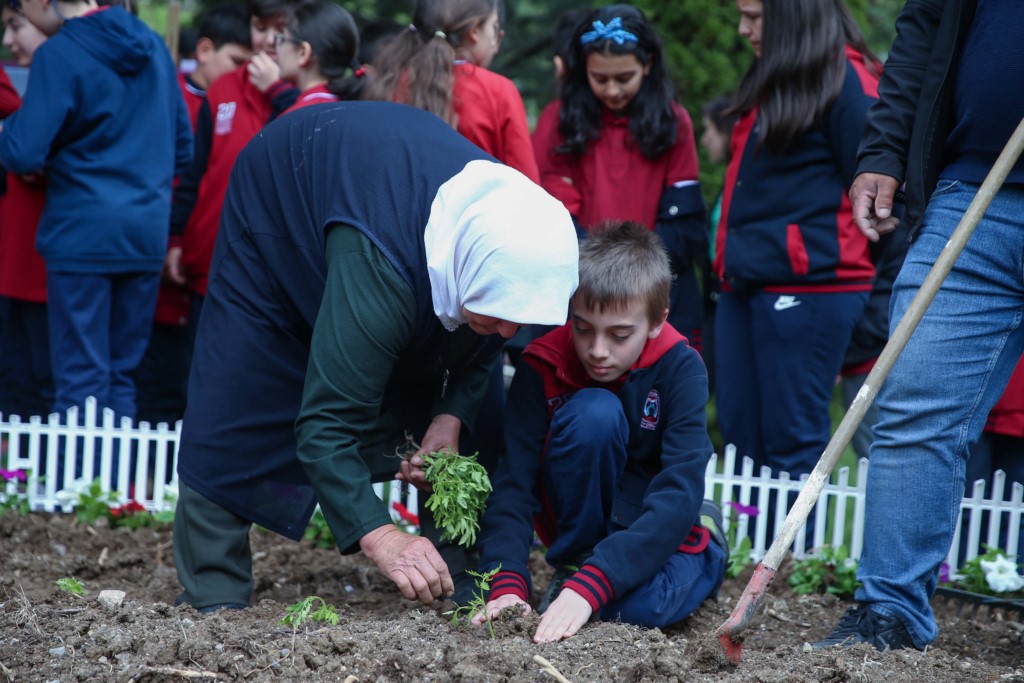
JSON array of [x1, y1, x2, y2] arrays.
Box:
[[275, 1, 359, 115]]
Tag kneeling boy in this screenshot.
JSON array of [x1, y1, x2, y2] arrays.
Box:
[[474, 221, 726, 643]]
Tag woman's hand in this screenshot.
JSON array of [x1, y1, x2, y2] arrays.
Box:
[[359, 524, 454, 605], [394, 414, 462, 491]]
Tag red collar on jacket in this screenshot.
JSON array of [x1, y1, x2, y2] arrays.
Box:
[[523, 322, 687, 395]]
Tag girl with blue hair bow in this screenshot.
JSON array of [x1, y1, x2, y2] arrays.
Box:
[[532, 3, 708, 355]]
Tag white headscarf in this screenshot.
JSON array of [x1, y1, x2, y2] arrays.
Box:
[[424, 160, 579, 331]]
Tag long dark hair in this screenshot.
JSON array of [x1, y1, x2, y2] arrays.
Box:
[[557, 4, 677, 159], [364, 0, 502, 128], [731, 0, 878, 152], [288, 1, 359, 99]]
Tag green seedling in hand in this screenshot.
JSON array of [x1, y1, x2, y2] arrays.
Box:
[[422, 448, 492, 547], [56, 577, 86, 596], [446, 566, 500, 639]]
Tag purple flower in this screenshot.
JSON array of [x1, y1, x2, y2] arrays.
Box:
[[0, 469, 27, 483], [727, 501, 759, 517], [938, 561, 951, 585]]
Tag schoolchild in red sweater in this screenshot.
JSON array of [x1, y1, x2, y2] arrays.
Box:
[[166, 0, 300, 329], [713, 0, 880, 542], [365, 0, 539, 183], [474, 222, 726, 643], [533, 5, 707, 352], [135, 4, 252, 426], [275, 1, 358, 116], [177, 5, 253, 126], [0, 6, 50, 418]]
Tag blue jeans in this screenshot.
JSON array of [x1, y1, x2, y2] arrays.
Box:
[[857, 180, 1024, 647]]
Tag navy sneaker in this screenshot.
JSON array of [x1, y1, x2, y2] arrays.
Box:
[[812, 605, 918, 651], [538, 564, 579, 614]]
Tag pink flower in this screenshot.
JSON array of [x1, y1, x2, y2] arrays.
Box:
[[727, 501, 759, 517], [0, 469, 27, 483], [392, 502, 419, 526]]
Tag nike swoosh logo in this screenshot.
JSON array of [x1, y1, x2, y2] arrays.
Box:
[[773, 299, 802, 311]]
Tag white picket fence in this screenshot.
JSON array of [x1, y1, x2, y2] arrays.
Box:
[[2, 399, 1022, 573]]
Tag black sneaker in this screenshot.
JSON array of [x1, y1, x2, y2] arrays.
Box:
[[812, 605, 918, 651], [538, 565, 579, 614]]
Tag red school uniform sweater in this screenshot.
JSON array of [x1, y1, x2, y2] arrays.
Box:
[[452, 62, 539, 184], [175, 64, 292, 296], [533, 101, 700, 231], [0, 173, 47, 302], [0, 84, 46, 303]]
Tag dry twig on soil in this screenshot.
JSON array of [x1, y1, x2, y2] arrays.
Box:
[[534, 654, 572, 683], [130, 664, 224, 680]]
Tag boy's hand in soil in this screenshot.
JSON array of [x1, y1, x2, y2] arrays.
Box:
[[533, 589, 592, 643], [395, 413, 462, 492], [471, 594, 532, 625], [359, 524, 454, 605]]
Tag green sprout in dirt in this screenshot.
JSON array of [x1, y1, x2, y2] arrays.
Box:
[[789, 545, 861, 597], [446, 566, 500, 639], [56, 577, 86, 596], [422, 448, 492, 547], [280, 596, 341, 629]]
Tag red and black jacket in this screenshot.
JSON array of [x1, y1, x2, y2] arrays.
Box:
[[714, 47, 880, 294], [478, 324, 713, 612]]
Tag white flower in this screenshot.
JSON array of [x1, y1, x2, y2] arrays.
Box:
[[980, 554, 1024, 593]]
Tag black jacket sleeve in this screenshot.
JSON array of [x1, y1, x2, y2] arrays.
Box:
[[170, 98, 213, 236]]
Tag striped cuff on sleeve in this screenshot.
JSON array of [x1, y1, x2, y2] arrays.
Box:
[[563, 564, 615, 611], [488, 571, 529, 603]]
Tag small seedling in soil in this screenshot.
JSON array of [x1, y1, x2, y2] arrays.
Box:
[[422, 448, 492, 547], [280, 596, 341, 629], [55, 577, 86, 596], [280, 596, 341, 652], [789, 545, 861, 597], [446, 566, 500, 639]]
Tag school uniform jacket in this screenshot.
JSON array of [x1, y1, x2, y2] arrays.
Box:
[[478, 324, 712, 612], [713, 47, 879, 293], [0, 6, 192, 273], [170, 64, 296, 295], [453, 62, 539, 184], [533, 100, 704, 232], [177, 71, 206, 128]]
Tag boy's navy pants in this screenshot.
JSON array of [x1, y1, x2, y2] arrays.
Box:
[[542, 388, 725, 628]]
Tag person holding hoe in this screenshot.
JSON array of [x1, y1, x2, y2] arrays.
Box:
[[172, 101, 579, 612]]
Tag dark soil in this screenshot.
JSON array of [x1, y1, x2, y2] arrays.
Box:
[[1, 513, 1022, 682]]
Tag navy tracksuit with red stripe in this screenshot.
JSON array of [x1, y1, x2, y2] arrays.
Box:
[[711, 48, 879, 543], [477, 324, 725, 626]]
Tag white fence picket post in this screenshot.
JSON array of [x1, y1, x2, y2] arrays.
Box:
[[4, 419, 1024, 567]]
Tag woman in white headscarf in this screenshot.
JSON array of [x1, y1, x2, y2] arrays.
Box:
[[173, 102, 578, 613]]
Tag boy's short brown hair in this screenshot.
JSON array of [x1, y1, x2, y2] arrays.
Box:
[[573, 221, 671, 324]]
